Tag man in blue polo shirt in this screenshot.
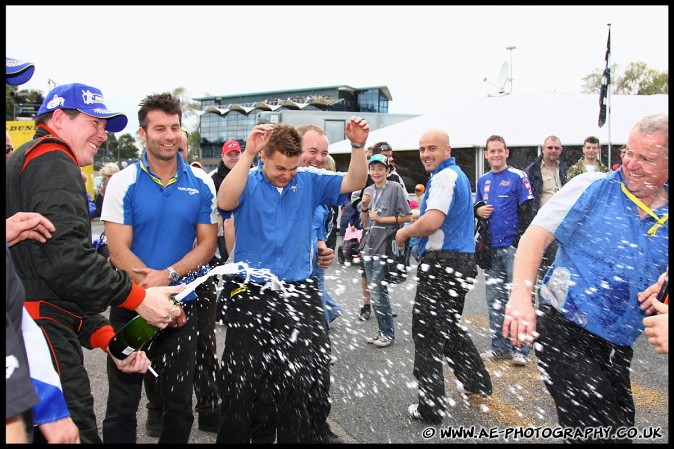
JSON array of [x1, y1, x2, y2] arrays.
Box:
[[396, 128, 492, 425], [475, 135, 534, 367], [101, 92, 218, 443], [503, 113, 668, 443], [215, 118, 369, 443]]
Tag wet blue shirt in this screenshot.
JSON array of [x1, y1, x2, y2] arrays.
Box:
[[418, 157, 475, 256], [220, 162, 346, 282], [533, 170, 668, 345]]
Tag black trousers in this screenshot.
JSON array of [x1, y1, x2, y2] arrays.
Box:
[[103, 302, 198, 443], [536, 304, 635, 444], [144, 279, 220, 416], [247, 277, 332, 443], [216, 280, 318, 444], [412, 251, 491, 424]]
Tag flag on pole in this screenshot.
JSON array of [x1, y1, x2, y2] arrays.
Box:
[[598, 29, 611, 127]]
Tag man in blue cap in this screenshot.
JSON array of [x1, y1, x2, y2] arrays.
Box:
[[6, 82, 185, 443]]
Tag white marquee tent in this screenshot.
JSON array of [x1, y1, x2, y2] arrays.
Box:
[[328, 93, 668, 154]]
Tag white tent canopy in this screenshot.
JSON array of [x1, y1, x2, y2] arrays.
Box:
[[328, 93, 668, 153]]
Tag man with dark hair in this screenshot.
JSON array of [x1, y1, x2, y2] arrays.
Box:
[[216, 118, 368, 443], [566, 135, 610, 181], [101, 92, 218, 443], [6, 83, 182, 444], [475, 135, 534, 367]]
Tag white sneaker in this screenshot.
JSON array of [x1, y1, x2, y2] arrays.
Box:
[[456, 381, 490, 398], [480, 350, 512, 362], [407, 404, 423, 420], [512, 354, 528, 366], [373, 335, 393, 348], [366, 335, 380, 344]]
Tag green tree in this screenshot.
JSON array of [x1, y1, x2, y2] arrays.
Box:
[[582, 61, 668, 94], [95, 132, 140, 166], [172, 86, 201, 131], [117, 133, 141, 161], [172, 86, 202, 160]]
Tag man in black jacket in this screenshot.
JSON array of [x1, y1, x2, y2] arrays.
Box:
[[523, 135, 569, 300], [5, 82, 184, 443], [523, 135, 568, 216], [212, 140, 243, 262]]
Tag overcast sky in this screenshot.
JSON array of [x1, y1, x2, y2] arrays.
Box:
[[6, 5, 669, 132]]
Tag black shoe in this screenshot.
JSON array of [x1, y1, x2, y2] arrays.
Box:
[[358, 305, 371, 321], [392, 313, 398, 318], [325, 427, 344, 444], [145, 409, 161, 437], [310, 425, 344, 444], [198, 408, 220, 433]]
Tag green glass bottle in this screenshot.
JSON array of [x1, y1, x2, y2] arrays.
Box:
[[107, 314, 159, 360]]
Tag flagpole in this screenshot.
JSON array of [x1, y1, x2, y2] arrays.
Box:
[[606, 23, 612, 168], [598, 23, 612, 166]]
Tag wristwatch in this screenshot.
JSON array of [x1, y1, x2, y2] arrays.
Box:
[[167, 266, 180, 283]]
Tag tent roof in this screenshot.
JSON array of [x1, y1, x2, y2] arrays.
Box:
[[329, 92, 668, 153]]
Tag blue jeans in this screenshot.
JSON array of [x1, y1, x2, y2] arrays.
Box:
[[317, 268, 342, 328], [363, 255, 394, 340], [484, 246, 529, 357]]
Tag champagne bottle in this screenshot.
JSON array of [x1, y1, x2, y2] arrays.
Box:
[[107, 314, 159, 360]]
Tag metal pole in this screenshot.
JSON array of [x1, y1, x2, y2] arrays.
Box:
[[606, 23, 612, 169], [506, 46, 516, 94]]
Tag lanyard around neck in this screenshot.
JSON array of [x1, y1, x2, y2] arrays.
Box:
[[139, 159, 178, 187], [621, 183, 668, 237]]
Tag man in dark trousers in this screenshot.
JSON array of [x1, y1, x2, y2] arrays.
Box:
[[396, 128, 492, 424], [6, 82, 183, 444]]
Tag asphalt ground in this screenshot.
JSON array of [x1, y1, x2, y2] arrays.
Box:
[[85, 221, 669, 444]]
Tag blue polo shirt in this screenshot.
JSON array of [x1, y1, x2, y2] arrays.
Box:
[[220, 162, 346, 282], [418, 157, 475, 256], [101, 152, 218, 301], [533, 170, 668, 346], [311, 204, 330, 276], [475, 166, 534, 248]]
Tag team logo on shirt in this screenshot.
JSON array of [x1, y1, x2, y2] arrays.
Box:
[[178, 187, 199, 195], [500, 180, 512, 187], [6, 355, 19, 378]]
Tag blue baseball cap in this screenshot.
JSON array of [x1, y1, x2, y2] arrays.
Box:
[[368, 154, 389, 167], [6, 57, 35, 86], [37, 83, 128, 132]]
